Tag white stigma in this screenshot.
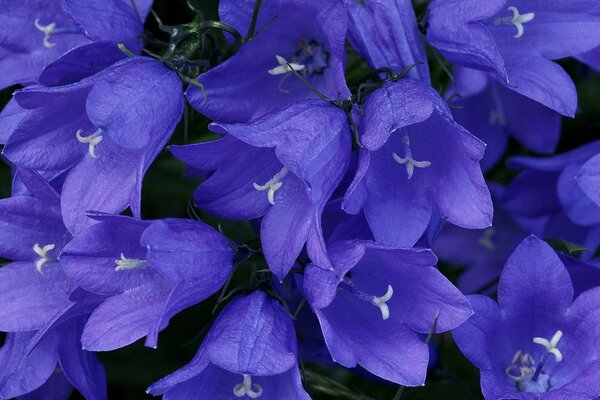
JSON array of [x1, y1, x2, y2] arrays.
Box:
[[533, 330, 563, 362], [253, 167, 288, 205], [268, 55, 305, 76], [392, 134, 431, 179], [114, 253, 149, 272], [233, 374, 263, 398], [33, 243, 56, 274], [76, 129, 103, 158], [493, 6, 535, 39], [371, 284, 394, 321], [34, 18, 57, 49]]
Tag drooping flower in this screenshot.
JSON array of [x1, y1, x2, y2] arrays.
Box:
[[343, 78, 492, 247], [453, 235, 600, 399], [426, 0, 600, 116], [0, 0, 153, 90], [59, 214, 234, 351], [171, 99, 351, 280], [147, 291, 310, 400], [302, 240, 472, 386], [503, 141, 600, 258], [2, 56, 184, 234], [0, 169, 107, 399], [186, 0, 350, 123], [447, 66, 561, 171], [345, 0, 430, 83]]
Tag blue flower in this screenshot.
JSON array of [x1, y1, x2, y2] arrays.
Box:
[[148, 291, 310, 400], [453, 235, 600, 398]]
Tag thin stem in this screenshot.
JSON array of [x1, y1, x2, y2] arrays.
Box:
[[246, 0, 264, 40]]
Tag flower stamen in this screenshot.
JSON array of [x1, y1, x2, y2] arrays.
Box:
[[268, 55, 305, 76], [493, 6, 535, 39], [33, 243, 56, 274], [253, 167, 288, 205], [233, 374, 263, 398], [34, 18, 57, 48], [76, 129, 103, 158], [392, 134, 431, 179], [114, 253, 149, 271]]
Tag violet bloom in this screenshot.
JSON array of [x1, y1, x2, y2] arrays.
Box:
[[426, 0, 600, 116], [148, 291, 309, 400], [448, 66, 561, 171], [343, 78, 492, 247], [434, 183, 528, 293], [0, 317, 107, 400], [2, 57, 184, 234], [453, 236, 600, 398], [59, 214, 233, 351], [503, 141, 600, 258], [171, 100, 351, 280], [186, 0, 349, 123], [345, 0, 430, 83], [303, 240, 472, 386], [0, 169, 107, 399], [0, 0, 152, 90]]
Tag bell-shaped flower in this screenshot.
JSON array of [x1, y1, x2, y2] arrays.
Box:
[[503, 141, 600, 258], [344, 78, 492, 247], [0, 0, 153, 90], [171, 99, 351, 280], [448, 66, 561, 171], [426, 0, 600, 116], [2, 57, 184, 234], [0, 316, 108, 400], [186, 0, 349, 123], [453, 235, 600, 399], [302, 240, 473, 386], [345, 0, 430, 83], [147, 291, 310, 400], [59, 214, 234, 351]]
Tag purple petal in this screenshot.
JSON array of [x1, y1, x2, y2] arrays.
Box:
[[140, 218, 233, 282], [0, 262, 70, 331]]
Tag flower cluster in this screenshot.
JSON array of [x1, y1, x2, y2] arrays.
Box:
[[0, 0, 599, 399]]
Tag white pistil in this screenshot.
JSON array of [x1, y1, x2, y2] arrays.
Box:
[[533, 330, 563, 362], [76, 129, 103, 158], [253, 167, 288, 205], [392, 134, 431, 179], [114, 253, 149, 271], [268, 55, 305, 76], [33, 243, 56, 274], [34, 18, 57, 49], [233, 374, 263, 398], [371, 284, 394, 321], [493, 6, 535, 39]]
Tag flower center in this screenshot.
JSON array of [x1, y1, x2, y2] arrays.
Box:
[[339, 278, 394, 320], [392, 133, 431, 179], [76, 129, 103, 158], [493, 6, 535, 39], [253, 167, 288, 205], [489, 109, 507, 126], [505, 330, 563, 393], [33, 243, 56, 274], [233, 374, 263, 398], [267, 39, 330, 77], [114, 253, 149, 271]]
